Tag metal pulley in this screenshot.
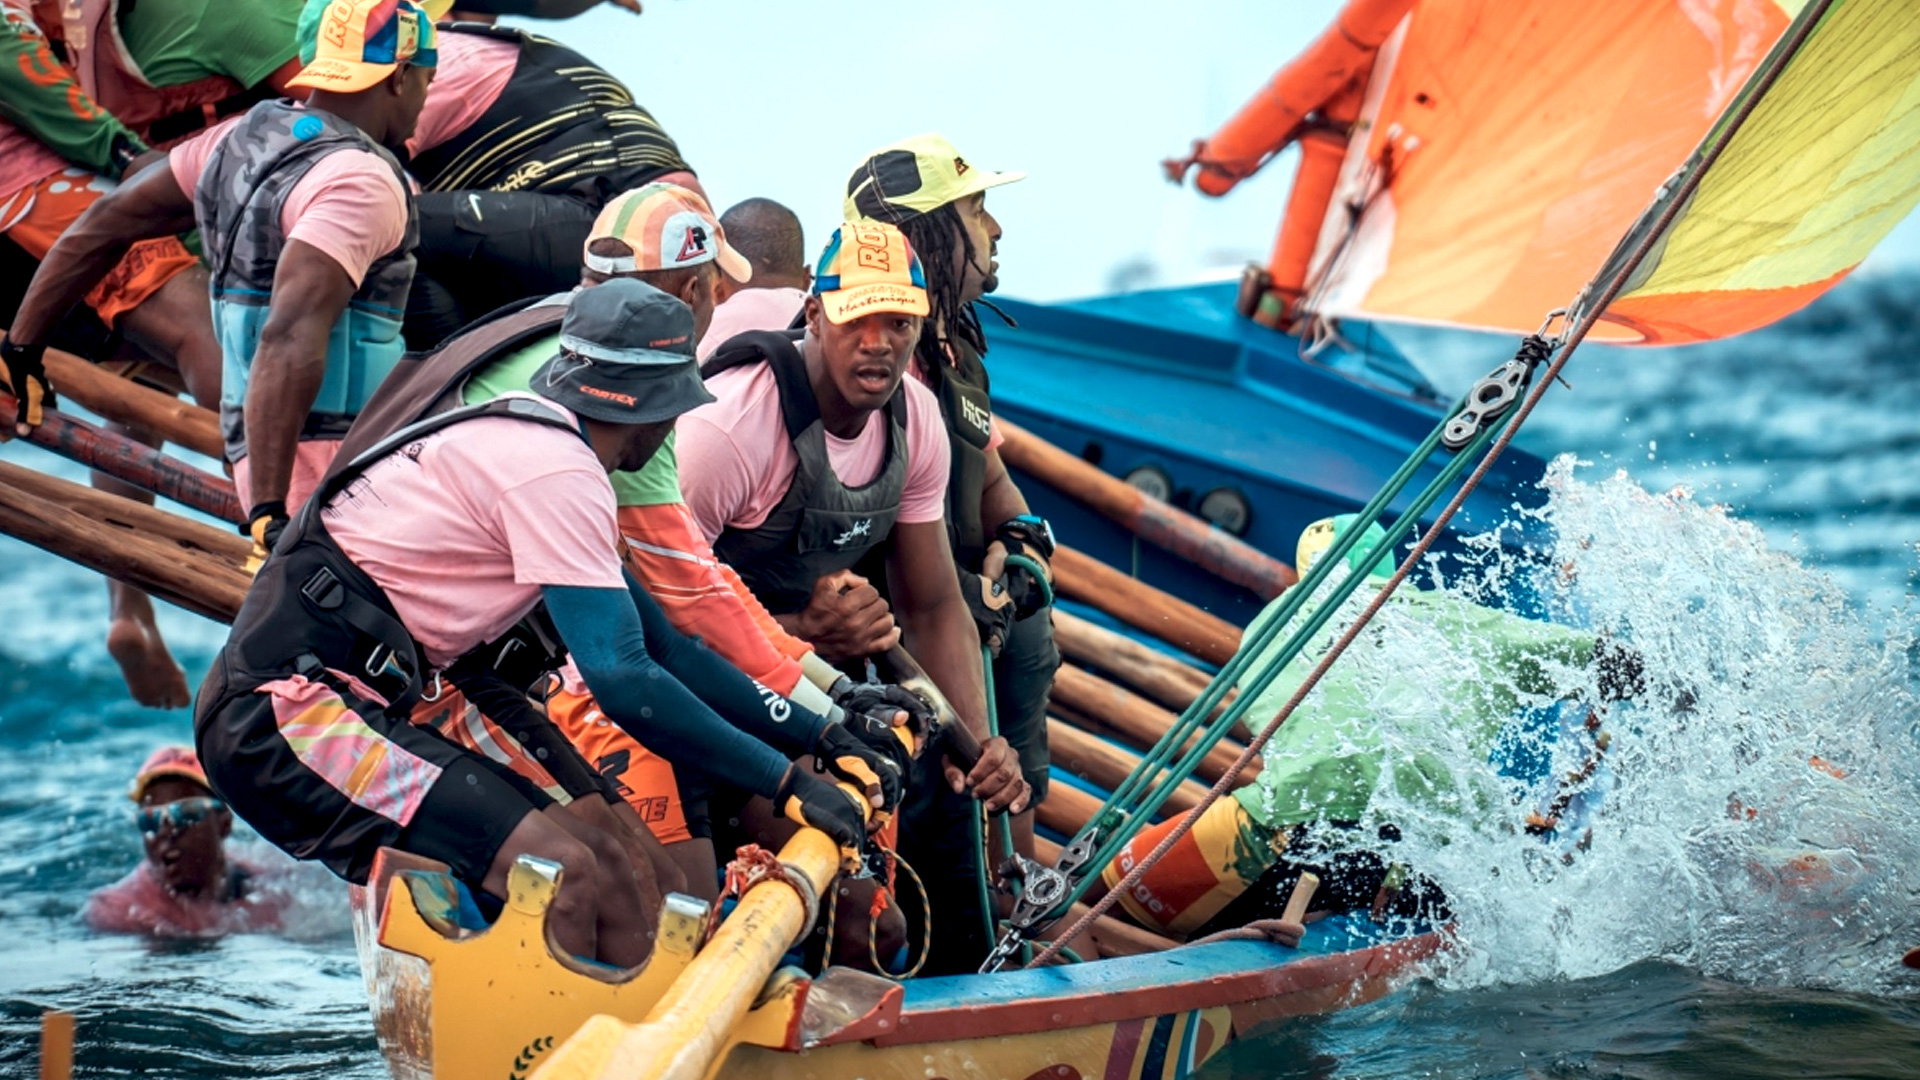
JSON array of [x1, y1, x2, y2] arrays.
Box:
[[1440, 333, 1556, 451]]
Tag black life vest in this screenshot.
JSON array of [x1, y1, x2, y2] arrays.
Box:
[[699, 330, 909, 614], [924, 338, 993, 568], [406, 23, 691, 202]]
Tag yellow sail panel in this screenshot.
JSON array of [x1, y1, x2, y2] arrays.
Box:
[[1306, 0, 1799, 343], [1604, 0, 1920, 343]]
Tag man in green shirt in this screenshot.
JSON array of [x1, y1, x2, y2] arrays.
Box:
[[1095, 515, 1639, 938]]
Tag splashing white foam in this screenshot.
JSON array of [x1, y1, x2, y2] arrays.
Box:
[[1305, 456, 1920, 995]]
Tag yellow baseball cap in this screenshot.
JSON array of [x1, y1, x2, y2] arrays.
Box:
[[585, 183, 752, 282], [287, 0, 438, 94], [844, 133, 1026, 224], [811, 222, 929, 325]]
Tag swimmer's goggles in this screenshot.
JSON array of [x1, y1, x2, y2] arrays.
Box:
[[137, 796, 225, 835]]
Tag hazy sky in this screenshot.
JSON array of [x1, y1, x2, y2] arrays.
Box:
[[522, 0, 1920, 305]]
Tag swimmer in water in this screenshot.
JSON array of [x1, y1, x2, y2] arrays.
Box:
[[84, 746, 287, 936]]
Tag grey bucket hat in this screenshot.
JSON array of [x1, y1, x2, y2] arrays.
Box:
[[531, 278, 717, 424]]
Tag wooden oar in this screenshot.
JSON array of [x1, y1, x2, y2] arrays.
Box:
[[1053, 545, 1241, 666], [998, 419, 1297, 600], [38, 1010, 73, 1080], [1048, 719, 1210, 814], [0, 392, 241, 522], [1050, 667, 1256, 784], [0, 346, 225, 460]]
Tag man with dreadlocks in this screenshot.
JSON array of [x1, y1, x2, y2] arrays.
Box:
[[844, 134, 1058, 856]]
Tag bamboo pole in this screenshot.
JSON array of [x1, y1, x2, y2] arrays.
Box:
[[0, 461, 248, 622], [1051, 545, 1242, 666], [998, 419, 1297, 600], [529, 826, 847, 1080], [19, 348, 226, 460], [1, 393, 241, 522]]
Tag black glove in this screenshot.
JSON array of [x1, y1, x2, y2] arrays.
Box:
[[1, 336, 55, 431], [775, 764, 867, 850], [834, 707, 912, 802], [959, 567, 1014, 657], [246, 501, 290, 556], [999, 544, 1054, 619], [829, 675, 937, 739], [815, 720, 902, 814]]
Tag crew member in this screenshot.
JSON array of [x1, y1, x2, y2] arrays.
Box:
[[7, 0, 439, 558], [680, 220, 1028, 972], [1094, 516, 1641, 939], [0, 0, 221, 708], [699, 196, 810, 358], [399, 20, 699, 348], [845, 134, 1059, 854], [393, 183, 919, 895], [193, 279, 893, 968], [84, 745, 289, 936]]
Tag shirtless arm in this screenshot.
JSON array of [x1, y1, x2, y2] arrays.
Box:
[[887, 518, 1028, 813], [9, 160, 193, 345], [241, 241, 358, 513]]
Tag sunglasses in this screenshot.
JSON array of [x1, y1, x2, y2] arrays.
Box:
[[137, 797, 225, 836]]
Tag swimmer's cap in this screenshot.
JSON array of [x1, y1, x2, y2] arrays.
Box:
[[1295, 514, 1394, 582], [129, 745, 211, 803]]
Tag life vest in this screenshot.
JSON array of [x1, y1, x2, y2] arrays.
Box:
[[406, 23, 690, 201], [57, 0, 266, 147], [699, 330, 909, 615], [195, 101, 419, 464], [925, 337, 993, 568]]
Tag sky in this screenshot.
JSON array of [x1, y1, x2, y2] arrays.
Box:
[[516, 0, 1920, 305]]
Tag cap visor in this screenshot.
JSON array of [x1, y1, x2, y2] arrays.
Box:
[[961, 168, 1026, 201], [533, 355, 716, 425], [819, 283, 930, 325], [285, 58, 398, 93], [715, 241, 752, 284], [130, 767, 211, 802]]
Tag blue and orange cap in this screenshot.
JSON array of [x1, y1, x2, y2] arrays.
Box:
[[288, 0, 438, 94], [811, 221, 929, 325]]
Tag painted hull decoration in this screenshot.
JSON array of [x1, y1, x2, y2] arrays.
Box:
[[350, 848, 1441, 1080]]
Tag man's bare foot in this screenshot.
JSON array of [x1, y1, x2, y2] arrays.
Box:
[[107, 615, 191, 709]]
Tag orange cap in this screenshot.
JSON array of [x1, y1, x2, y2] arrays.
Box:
[[810, 221, 929, 325], [128, 745, 211, 802]]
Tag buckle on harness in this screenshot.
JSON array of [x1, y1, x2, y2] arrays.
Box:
[[301, 566, 344, 609]]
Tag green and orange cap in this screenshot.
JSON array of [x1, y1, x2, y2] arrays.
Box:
[[288, 0, 438, 94]]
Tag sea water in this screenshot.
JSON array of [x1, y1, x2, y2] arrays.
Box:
[[2, 273, 1918, 1077]]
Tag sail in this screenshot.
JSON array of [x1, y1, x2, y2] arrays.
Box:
[[1301, 0, 1803, 344], [1599, 0, 1920, 342]]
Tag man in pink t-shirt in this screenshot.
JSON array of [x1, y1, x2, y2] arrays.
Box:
[[697, 197, 812, 360], [681, 221, 1029, 973], [194, 279, 888, 970]]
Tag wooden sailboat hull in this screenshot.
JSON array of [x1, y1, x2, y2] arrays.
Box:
[[349, 848, 1440, 1080]]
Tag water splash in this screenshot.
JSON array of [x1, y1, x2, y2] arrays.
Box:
[[1302, 456, 1920, 995]]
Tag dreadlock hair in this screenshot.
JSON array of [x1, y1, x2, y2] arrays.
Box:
[[897, 202, 987, 379]]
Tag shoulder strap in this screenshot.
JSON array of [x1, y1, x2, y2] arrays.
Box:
[[311, 397, 579, 515], [700, 329, 819, 440]]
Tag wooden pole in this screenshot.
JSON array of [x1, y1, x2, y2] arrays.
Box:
[[1053, 609, 1238, 724], [1047, 719, 1211, 815], [1052, 545, 1241, 666], [0, 461, 249, 623], [39, 1011, 73, 1080], [529, 826, 847, 1080], [16, 348, 226, 460], [1, 393, 241, 522], [1050, 665, 1257, 785], [997, 419, 1297, 600]]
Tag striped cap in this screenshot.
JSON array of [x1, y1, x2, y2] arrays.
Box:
[[288, 0, 438, 94], [811, 222, 928, 325], [585, 183, 751, 282]]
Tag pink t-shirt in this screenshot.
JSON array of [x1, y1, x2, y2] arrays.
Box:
[[405, 31, 519, 158], [170, 115, 409, 288], [677, 361, 951, 544], [697, 287, 808, 361], [323, 397, 624, 668]]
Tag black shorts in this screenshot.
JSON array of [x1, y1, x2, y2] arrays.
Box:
[[194, 666, 550, 889]]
